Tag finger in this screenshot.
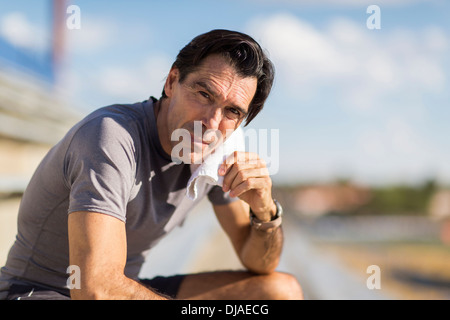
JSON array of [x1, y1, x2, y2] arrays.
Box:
[[222, 159, 269, 192], [226, 166, 270, 193], [229, 177, 269, 198], [219, 151, 260, 176]]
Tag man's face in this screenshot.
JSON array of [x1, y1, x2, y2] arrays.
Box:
[[161, 54, 257, 163]]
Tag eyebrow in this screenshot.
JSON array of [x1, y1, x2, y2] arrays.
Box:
[[194, 81, 249, 116]]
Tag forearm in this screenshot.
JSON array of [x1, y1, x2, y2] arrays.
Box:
[[71, 273, 170, 300], [240, 224, 283, 274]]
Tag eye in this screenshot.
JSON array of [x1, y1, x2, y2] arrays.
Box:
[[226, 107, 242, 120], [229, 108, 240, 115], [199, 91, 210, 99]]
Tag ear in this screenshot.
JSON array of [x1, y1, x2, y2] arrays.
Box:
[[164, 67, 179, 98]]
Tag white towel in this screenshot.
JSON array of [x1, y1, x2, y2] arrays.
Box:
[[186, 127, 245, 200]]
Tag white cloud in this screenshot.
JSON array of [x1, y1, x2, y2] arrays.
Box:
[[65, 17, 116, 55], [248, 13, 448, 112], [65, 16, 156, 57], [423, 26, 449, 54], [96, 54, 172, 100], [358, 117, 429, 158], [0, 12, 47, 52]]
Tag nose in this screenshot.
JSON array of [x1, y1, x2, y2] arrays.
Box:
[[203, 106, 223, 130]]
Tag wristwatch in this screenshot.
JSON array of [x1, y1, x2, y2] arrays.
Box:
[[249, 199, 283, 231]]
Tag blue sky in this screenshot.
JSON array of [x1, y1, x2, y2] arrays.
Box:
[[1, 0, 449, 186]]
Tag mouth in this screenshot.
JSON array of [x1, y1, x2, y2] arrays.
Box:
[[190, 133, 211, 146]]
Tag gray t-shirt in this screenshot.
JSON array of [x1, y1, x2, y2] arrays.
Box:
[[0, 97, 235, 296]]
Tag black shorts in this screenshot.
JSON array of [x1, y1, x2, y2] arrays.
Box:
[[139, 275, 185, 299], [4, 275, 185, 300]]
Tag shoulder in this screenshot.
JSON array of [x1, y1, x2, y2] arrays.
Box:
[[70, 102, 148, 146], [85, 102, 146, 132], [62, 102, 151, 169]]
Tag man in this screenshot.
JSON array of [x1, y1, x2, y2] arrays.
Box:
[[0, 29, 303, 300]]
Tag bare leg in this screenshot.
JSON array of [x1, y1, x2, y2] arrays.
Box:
[[176, 270, 303, 300]]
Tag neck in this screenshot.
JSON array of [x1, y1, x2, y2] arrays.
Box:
[[154, 98, 172, 157], [153, 98, 161, 119]]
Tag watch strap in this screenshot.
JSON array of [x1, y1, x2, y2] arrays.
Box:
[[250, 199, 283, 231]]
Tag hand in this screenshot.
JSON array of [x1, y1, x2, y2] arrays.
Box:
[[219, 151, 276, 222]]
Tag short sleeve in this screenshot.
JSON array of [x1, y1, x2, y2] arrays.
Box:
[[64, 116, 136, 222], [207, 185, 239, 205]]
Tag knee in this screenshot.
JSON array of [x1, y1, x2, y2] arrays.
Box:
[[258, 272, 304, 300]]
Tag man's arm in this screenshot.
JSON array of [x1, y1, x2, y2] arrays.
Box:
[[213, 151, 283, 274], [68, 211, 168, 300], [213, 200, 283, 274]]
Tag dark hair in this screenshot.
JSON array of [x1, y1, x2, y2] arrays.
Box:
[[161, 29, 275, 126]]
